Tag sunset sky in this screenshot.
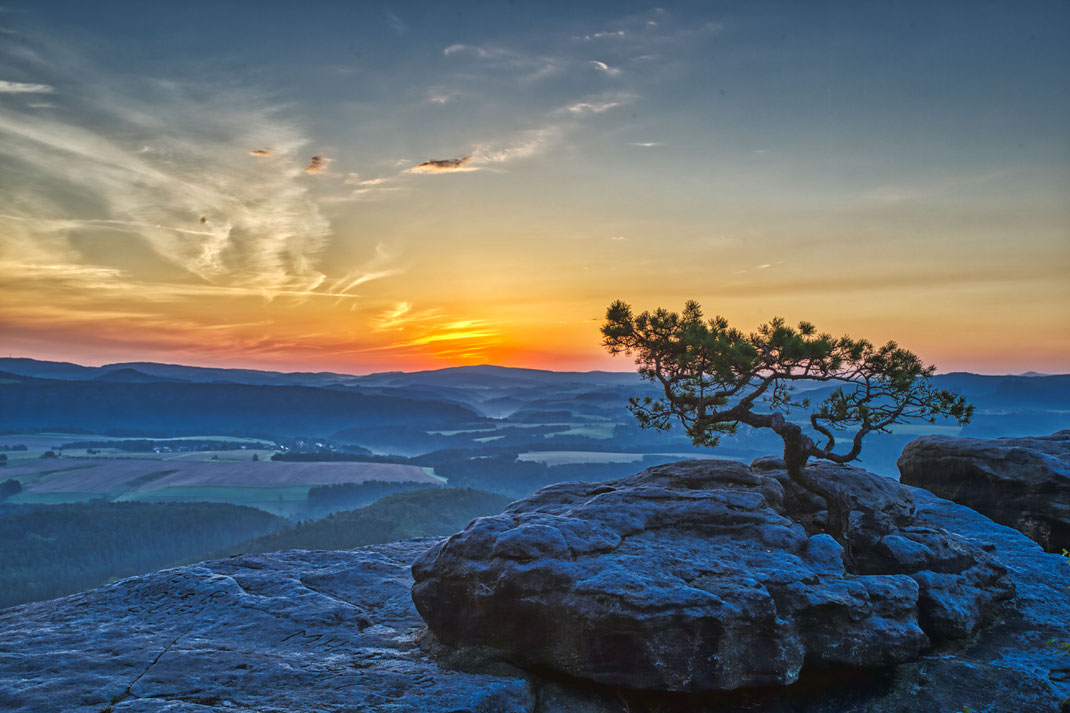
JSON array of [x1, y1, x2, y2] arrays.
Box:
[[1, 1, 1067, 374]]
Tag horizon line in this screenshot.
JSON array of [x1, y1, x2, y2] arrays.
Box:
[[0, 355, 1064, 380]]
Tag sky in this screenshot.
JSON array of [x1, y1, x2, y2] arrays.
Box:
[[0, 1, 1067, 375]]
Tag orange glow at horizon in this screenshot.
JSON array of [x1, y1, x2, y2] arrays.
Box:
[[3, 269, 1068, 375]]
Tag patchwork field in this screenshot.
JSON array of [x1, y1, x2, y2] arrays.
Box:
[[2, 457, 438, 516]]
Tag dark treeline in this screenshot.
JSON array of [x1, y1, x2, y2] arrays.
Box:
[[273, 449, 373, 462], [0, 502, 285, 608], [303, 480, 436, 518], [0, 479, 21, 498], [60, 439, 276, 452], [219, 487, 510, 556]]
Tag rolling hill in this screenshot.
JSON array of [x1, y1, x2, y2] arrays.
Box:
[[0, 374, 484, 437], [219, 487, 511, 555]]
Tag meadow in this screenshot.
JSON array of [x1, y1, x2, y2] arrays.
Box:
[[2, 453, 437, 517]]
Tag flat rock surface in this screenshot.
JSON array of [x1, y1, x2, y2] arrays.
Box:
[[2, 462, 1070, 712], [412, 460, 1012, 692], [0, 540, 534, 713], [898, 430, 1070, 551]]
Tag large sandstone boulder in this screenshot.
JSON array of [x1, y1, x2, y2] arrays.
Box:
[[411, 459, 1012, 692], [898, 431, 1070, 551]]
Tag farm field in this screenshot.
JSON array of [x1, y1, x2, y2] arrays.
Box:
[[0, 433, 274, 466], [2, 457, 439, 517], [518, 451, 723, 465]]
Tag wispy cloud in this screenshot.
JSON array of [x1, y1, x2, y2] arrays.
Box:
[[590, 60, 621, 76], [385, 11, 407, 34], [563, 91, 635, 115], [0, 98, 333, 291], [0, 40, 406, 313], [376, 301, 413, 330], [442, 43, 560, 82], [471, 127, 561, 165], [426, 89, 459, 104], [576, 30, 627, 41], [345, 173, 390, 186], [0, 79, 54, 93], [630, 141, 661, 147], [443, 44, 505, 59]]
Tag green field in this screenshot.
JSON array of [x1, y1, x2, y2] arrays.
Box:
[[542, 423, 617, 439], [518, 451, 645, 465], [1, 443, 439, 517], [518, 451, 722, 465]]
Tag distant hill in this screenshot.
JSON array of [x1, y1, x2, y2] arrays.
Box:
[[90, 368, 187, 384], [355, 364, 642, 389], [219, 487, 511, 555], [0, 357, 360, 388], [0, 358, 99, 381], [0, 370, 32, 384], [353, 365, 646, 417], [0, 377, 484, 437], [788, 373, 1070, 412]]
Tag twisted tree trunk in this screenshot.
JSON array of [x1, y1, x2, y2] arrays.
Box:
[[771, 415, 855, 568]]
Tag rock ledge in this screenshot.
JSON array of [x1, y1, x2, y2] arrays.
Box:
[[898, 430, 1070, 551]]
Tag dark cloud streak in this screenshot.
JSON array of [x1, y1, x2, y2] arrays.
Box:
[[409, 156, 473, 173], [305, 155, 332, 173]]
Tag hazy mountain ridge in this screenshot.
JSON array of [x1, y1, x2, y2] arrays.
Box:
[[0, 376, 484, 437]]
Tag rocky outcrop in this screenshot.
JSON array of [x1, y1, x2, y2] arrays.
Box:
[[898, 430, 1070, 551], [2, 460, 1069, 712], [412, 460, 1011, 692], [0, 541, 536, 713]]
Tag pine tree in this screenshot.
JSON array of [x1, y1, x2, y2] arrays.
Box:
[[602, 300, 973, 550]]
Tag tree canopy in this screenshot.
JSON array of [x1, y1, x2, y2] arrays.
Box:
[[602, 300, 973, 479]]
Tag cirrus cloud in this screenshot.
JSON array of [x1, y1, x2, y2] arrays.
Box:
[[0, 79, 54, 93]]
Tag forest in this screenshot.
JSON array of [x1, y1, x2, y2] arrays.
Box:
[[0, 501, 284, 608], [218, 488, 510, 556]]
